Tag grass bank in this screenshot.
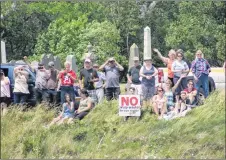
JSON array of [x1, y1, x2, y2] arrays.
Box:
[[1, 90, 225, 159]]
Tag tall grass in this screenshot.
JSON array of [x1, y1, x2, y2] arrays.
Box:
[[1, 90, 225, 159]]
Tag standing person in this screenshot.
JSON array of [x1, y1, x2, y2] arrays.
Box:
[[171, 51, 189, 95], [139, 58, 158, 107], [153, 48, 176, 86], [127, 57, 142, 96], [0, 70, 11, 115], [46, 61, 59, 105], [58, 61, 77, 103], [79, 59, 99, 104], [13, 66, 30, 105], [93, 63, 106, 103], [191, 50, 211, 98], [34, 63, 50, 104], [99, 57, 124, 101]]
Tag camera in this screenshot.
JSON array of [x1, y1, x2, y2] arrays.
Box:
[[38, 66, 43, 70]]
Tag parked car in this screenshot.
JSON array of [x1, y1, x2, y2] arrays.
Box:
[[1, 63, 36, 106]]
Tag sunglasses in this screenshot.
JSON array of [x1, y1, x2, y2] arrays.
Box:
[[177, 55, 183, 57], [196, 54, 201, 56], [93, 66, 99, 68], [158, 90, 163, 92]]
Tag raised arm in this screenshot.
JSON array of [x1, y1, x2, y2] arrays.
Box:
[[99, 59, 109, 71], [153, 48, 169, 64], [115, 60, 124, 71], [23, 56, 34, 72], [172, 74, 186, 93]]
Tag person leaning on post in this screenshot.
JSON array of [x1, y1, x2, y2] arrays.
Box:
[[58, 61, 77, 104], [99, 57, 124, 101]]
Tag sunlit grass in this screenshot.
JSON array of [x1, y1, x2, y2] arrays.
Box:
[[1, 90, 225, 159]]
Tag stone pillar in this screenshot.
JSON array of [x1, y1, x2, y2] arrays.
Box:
[[54, 56, 61, 71], [129, 43, 139, 69], [143, 26, 152, 60], [1, 41, 7, 63], [66, 55, 78, 73]]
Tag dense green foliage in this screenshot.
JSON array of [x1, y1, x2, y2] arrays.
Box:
[[1, 91, 225, 159], [1, 1, 225, 67]]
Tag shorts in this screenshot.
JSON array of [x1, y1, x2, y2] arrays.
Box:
[[0, 97, 11, 106]]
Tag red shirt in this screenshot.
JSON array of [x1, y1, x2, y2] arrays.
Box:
[[183, 88, 196, 94], [60, 70, 77, 86]]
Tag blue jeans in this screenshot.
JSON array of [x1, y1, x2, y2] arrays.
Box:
[[60, 86, 75, 104], [13, 92, 28, 104], [195, 73, 209, 98]]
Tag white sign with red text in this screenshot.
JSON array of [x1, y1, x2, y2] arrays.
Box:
[[119, 95, 141, 116]]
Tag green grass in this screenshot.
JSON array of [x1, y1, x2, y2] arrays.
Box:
[[1, 90, 225, 159]]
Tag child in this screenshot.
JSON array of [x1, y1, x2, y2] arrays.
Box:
[[47, 94, 74, 127]]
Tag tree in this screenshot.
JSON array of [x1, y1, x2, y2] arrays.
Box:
[[165, 1, 225, 66]]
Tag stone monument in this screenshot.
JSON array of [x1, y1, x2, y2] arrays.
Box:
[[129, 43, 139, 69], [1, 41, 7, 63], [66, 55, 78, 73], [143, 26, 152, 60]]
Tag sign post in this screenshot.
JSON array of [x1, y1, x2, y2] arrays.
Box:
[[119, 95, 141, 117]]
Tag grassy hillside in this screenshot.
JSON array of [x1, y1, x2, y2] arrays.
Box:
[[1, 90, 225, 159]]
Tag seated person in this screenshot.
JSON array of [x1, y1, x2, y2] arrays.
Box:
[[175, 91, 192, 114], [183, 80, 197, 106], [152, 87, 167, 119], [47, 94, 74, 127], [74, 89, 92, 120]]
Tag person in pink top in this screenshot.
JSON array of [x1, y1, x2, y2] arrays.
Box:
[[153, 48, 176, 86], [0, 69, 11, 115], [152, 86, 167, 119]]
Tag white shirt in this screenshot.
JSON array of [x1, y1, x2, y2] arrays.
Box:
[[95, 72, 106, 88], [1, 77, 10, 97], [172, 60, 189, 77]]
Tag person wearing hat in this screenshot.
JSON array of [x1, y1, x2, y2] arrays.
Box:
[[99, 57, 124, 101], [79, 58, 99, 104], [46, 61, 59, 105], [0, 69, 11, 115], [93, 63, 106, 103], [127, 57, 142, 96], [153, 48, 176, 86], [139, 58, 158, 108]]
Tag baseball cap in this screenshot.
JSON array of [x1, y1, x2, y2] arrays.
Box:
[[93, 63, 99, 67], [109, 57, 115, 61], [85, 58, 91, 63], [133, 57, 139, 61]]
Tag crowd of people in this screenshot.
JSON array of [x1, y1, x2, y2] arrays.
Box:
[[0, 48, 217, 123]]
